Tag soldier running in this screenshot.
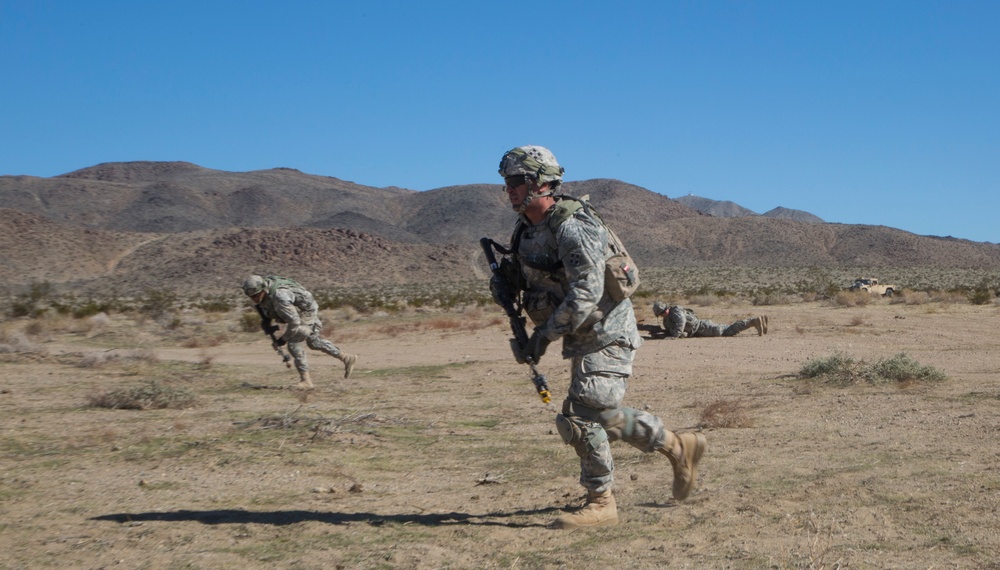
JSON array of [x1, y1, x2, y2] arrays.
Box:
[[242, 275, 358, 389], [491, 145, 707, 529]]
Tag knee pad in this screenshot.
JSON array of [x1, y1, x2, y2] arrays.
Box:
[[556, 414, 607, 455], [599, 408, 667, 452], [597, 408, 637, 441], [556, 414, 582, 446]]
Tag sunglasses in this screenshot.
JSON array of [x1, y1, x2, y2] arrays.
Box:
[[503, 175, 528, 189]]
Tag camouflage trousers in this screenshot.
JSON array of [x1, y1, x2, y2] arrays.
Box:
[[560, 341, 669, 493], [693, 317, 754, 337], [284, 320, 343, 373]]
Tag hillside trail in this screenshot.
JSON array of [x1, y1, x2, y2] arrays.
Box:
[[105, 234, 166, 274]]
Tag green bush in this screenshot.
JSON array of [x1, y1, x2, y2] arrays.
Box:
[[799, 352, 945, 385], [869, 353, 947, 383]]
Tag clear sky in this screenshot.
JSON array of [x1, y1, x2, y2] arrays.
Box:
[[2, 1, 998, 242]]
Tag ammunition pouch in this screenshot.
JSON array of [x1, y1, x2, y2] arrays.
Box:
[[523, 290, 557, 326]]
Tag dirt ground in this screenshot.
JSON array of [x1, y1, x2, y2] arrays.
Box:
[[2, 299, 1000, 569]]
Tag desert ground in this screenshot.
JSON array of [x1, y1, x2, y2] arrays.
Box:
[[2, 297, 1000, 569]]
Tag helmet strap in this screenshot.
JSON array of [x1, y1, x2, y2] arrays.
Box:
[[517, 179, 553, 214]]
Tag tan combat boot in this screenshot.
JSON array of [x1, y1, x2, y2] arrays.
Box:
[[551, 489, 618, 529], [659, 432, 707, 500], [340, 354, 357, 379], [751, 317, 764, 336], [296, 371, 315, 390], [762, 315, 769, 334]]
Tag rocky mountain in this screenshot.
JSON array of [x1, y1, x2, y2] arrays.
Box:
[[1, 161, 998, 294], [761, 206, 824, 223], [674, 195, 757, 218], [675, 194, 824, 223]]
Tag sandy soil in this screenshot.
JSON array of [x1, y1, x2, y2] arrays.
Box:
[[2, 300, 1000, 569]]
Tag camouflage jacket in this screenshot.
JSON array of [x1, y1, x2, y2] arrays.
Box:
[[513, 200, 641, 358], [663, 305, 698, 338], [256, 277, 320, 337]]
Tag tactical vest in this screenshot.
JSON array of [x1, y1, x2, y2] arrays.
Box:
[[266, 275, 303, 295], [512, 195, 640, 302]]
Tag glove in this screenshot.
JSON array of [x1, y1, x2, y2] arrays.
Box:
[[262, 323, 280, 336], [274, 337, 287, 347], [523, 330, 550, 364]]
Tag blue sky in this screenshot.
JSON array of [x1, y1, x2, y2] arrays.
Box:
[[3, 1, 998, 242]]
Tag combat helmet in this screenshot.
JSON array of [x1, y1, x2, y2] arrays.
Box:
[[499, 145, 565, 187], [652, 301, 669, 317], [242, 275, 267, 297]]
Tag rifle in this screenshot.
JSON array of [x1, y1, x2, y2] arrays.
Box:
[[480, 237, 551, 403], [255, 304, 292, 368]]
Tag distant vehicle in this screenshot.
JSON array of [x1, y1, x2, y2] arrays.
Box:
[[849, 278, 897, 297]]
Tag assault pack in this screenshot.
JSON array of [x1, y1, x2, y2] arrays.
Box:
[[265, 275, 303, 294], [512, 195, 640, 302]]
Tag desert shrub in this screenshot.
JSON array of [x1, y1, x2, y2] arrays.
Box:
[[799, 352, 945, 385], [8, 282, 54, 318], [239, 310, 262, 333], [72, 300, 113, 318], [138, 289, 177, 320], [898, 290, 930, 305], [869, 353, 947, 383], [79, 349, 157, 369], [832, 291, 871, 307], [968, 281, 994, 305], [698, 399, 753, 428], [752, 292, 795, 306], [87, 380, 196, 410], [195, 295, 236, 313]]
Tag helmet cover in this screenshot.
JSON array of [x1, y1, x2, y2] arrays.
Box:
[[499, 145, 565, 186], [652, 301, 668, 317], [242, 275, 267, 296]]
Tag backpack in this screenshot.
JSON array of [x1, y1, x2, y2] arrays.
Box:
[[513, 195, 640, 302]]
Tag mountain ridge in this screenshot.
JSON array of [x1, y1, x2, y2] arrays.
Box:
[[1, 161, 997, 294]]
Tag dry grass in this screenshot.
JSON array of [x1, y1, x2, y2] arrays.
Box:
[[833, 290, 872, 307], [86, 380, 196, 410], [79, 348, 158, 369], [697, 398, 754, 428], [2, 299, 999, 568]]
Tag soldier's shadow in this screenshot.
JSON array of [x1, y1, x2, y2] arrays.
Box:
[[637, 323, 667, 340], [90, 506, 559, 528]]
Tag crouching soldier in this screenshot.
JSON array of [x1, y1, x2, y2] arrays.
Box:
[[242, 274, 357, 389]]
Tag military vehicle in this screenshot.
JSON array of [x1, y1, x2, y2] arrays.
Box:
[[848, 278, 897, 297]]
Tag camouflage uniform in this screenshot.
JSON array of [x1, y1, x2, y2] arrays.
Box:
[[497, 146, 704, 529], [244, 275, 356, 385], [657, 304, 762, 338], [514, 199, 672, 494]]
